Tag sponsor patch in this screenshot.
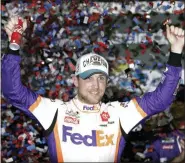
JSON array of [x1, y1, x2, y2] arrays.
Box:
[[64, 109, 80, 124], [120, 102, 129, 108], [100, 111, 110, 122], [83, 105, 99, 111], [64, 116, 79, 124], [65, 109, 80, 118], [162, 138, 174, 143], [162, 145, 174, 150]]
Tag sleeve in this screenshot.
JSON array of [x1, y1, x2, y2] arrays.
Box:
[[144, 142, 160, 163], [135, 64, 182, 116], [1, 54, 58, 130], [117, 52, 182, 134]]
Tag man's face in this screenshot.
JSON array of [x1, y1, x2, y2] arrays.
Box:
[[73, 73, 108, 104]]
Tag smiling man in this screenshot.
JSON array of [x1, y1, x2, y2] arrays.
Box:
[[73, 53, 109, 104], [2, 16, 184, 162]]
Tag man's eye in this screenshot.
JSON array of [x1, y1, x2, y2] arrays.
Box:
[[99, 76, 106, 80]]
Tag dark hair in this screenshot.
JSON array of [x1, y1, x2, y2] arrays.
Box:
[[176, 84, 185, 102]]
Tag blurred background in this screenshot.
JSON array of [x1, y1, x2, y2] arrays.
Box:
[[1, 0, 185, 162]]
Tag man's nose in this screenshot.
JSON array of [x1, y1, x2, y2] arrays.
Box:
[[92, 78, 99, 88]]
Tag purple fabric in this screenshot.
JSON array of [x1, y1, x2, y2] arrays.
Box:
[[145, 151, 159, 163], [145, 130, 184, 162], [47, 132, 58, 163], [117, 136, 125, 162], [136, 64, 182, 116], [2, 54, 38, 120]]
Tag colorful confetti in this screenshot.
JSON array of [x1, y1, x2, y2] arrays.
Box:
[[1, 1, 185, 162]]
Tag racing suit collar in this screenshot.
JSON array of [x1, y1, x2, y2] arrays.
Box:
[[72, 96, 101, 113]]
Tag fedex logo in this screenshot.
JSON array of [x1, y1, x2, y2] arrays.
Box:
[[83, 105, 98, 111], [62, 125, 114, 146]]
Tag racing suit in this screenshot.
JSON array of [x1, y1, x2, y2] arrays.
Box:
[[144, 130, 185, 163], [1, 50, 182, 162]]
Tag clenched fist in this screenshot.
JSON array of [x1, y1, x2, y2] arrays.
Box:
[[166, 25, 185, 54], [4, 16, 27, 41]]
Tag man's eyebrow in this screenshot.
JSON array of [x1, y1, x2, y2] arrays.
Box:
[[99, 74, 106, 77]]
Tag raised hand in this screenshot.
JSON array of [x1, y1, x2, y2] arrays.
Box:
[[4, 16, 27, 41], [166, 25, 185, 54]]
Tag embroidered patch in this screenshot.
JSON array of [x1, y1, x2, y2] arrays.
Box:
[[64, 116, 79, 124], [100, 111, 110, 122]]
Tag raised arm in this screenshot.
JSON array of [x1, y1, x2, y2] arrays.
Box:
[[2, 16, 59, 132], [118, 25, 184, 134], [2, 51, 39, 120], [2, 16, 39, 119], [136, 25, 184, 116]]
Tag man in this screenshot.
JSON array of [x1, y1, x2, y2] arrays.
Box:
[[2, 16, 184, 162]]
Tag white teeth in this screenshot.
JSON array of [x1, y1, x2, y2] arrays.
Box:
[[91, 92, 98, 95]]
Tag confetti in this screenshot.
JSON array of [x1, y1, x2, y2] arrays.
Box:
[[1, 1, 184, 161]]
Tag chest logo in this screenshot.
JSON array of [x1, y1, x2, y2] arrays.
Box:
[[100, 111, 110, 122], [64, 110, 80, 124]]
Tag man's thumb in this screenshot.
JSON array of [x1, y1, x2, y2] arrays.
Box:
[[4, 26, 12, 41], [166, 25, 171, 39]]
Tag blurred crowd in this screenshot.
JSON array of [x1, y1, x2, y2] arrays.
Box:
[[121, 84, 185, 163]]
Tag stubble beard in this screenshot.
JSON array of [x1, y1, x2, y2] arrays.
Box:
[[77, 91, 102, 104]]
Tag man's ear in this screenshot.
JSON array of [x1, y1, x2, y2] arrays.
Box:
[[72, 75, 79, 87]]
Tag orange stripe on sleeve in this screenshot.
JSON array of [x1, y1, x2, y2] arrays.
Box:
[[114, 128, 121, 163], [29, 96, 41, 112], [54, 122, 63, 163], [132, 98, 147, 118]]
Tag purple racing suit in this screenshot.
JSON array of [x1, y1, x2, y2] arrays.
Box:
[[1, 53, 182, 162], [144, 130, 185, 163]]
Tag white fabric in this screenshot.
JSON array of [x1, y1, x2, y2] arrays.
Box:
[[30, 97, 147, 162], [75, 53, 109, 76]]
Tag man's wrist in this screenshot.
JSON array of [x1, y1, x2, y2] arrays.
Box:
[[167, 51, 182, 67], [171, 46, 183, 54]]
